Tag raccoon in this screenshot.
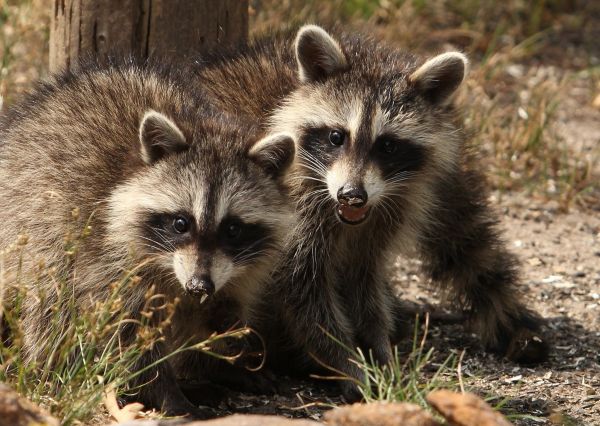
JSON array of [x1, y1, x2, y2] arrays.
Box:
[[193, 25, 548, 399], [0, 61, 295, 416]]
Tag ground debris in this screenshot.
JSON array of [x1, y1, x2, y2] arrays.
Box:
[[0, 383, 59, 426], [427, 390, 513, 426]]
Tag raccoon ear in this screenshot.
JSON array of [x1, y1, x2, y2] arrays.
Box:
[[249, 132, 296, 178], [295, 25, 347, 83], [139, 110, 188, 164], [409, 52, 468, 105]]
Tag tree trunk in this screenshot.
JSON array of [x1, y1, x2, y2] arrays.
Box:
[[49, 0, 248, 72]]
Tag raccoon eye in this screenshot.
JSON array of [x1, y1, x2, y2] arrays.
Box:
[[328, 130, 345, 146], [380, 139, 398, 155], [172, 216, 190, 234], [226, 223, 242, 240]]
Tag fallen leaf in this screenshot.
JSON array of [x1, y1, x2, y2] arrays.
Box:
[[103, 387, 145, 423]]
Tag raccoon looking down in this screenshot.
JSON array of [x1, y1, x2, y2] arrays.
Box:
[[0, 61, 295, 417], [195, 25, 548, 399]]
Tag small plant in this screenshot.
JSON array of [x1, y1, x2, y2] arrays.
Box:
[[354, 319, 459, 406], [313, 315, 459, 411]]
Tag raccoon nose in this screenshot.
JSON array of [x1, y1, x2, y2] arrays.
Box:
[[187, 274, 215, 297], [337, 185, 368, 207]]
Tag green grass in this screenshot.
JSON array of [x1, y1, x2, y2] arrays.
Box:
[[353, 320, 458, 407], [313, 316, 459, 416]]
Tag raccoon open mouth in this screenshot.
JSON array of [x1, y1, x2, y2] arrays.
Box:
[[336, 204, 371, 225]]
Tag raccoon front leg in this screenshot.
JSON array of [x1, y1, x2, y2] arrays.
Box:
[[340, 265, 394, 367], [272, 271, 365, 401], [172, 348, 280, 395], [125, 338, 215, 419], [418, 172, 548, 364]]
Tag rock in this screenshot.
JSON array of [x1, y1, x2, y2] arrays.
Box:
[[592, 93, 600, 110], [117, 414, 321, 426], [324, 402, 441, 426], [0, 383, 59, 426], [427, 390, 512, 426]]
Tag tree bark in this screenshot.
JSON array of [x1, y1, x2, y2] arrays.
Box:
[[49, 0, 248, 72]]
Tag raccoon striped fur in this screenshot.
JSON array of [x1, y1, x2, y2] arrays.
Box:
[[193, 25, 548, 399], [0, 60, 295, 416]]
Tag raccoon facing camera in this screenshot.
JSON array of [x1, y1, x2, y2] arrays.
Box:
[[194, 24, 548, 401], [0, 60, 295, 417]]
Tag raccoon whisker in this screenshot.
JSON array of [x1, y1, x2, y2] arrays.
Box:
[[385, 170, 421, 183], [161, 270, 180, 285], [297, 165, 326, 180], [313, 194, 333, 213], [377, 195, 399, 227], [300, 194, 332, 221], [138, 234, 170, 247], [139, 253, 170, 266], [295, 175, 328, 185], [143, 230, 173, 250], [233, 245, 276, 265], [384, 179, 418, 192], [233, 252, 266, 266], [304, 188, 331, 203], [149, 227, 176, 251], [387, 169, 420, 177], [385, 177, 413, 186], [297, 195, 323, 213], [297, 146, 326, 166], [380, 192, 403, 209], [138, 236, 174, 253], [297, 148, 328, 176], [305, 188, 330, 197], [149, 236, 176, 253], [137, 243, 171, 254], [375, 197, 392, 227], [296, 153, 326, 170], [232, 237, 273, 263]]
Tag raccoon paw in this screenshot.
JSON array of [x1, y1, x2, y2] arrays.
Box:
[[236, 368, 281, 394], [180, 380, 230, 407], [483, 317, 549, 365], [211, 366, 281, 394], [340, 381, 364, 403], [504, 327, 549, 365]]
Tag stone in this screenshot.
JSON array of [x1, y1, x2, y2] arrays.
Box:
[[427, 390, 512, 426], [324, 402, 441, 426], [0, 383, 59, 426]]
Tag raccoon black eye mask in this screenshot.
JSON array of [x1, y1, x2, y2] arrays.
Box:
[[143, 212, 272, 264]]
